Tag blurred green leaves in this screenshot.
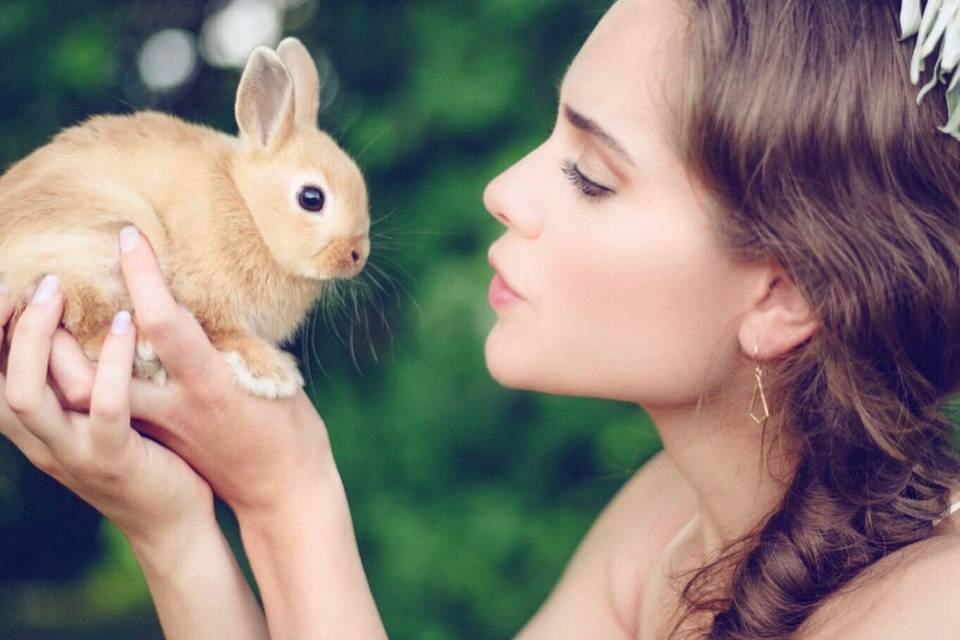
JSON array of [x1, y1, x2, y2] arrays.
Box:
[[52, 21, 118, 92]]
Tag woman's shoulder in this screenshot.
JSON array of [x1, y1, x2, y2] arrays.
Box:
[[799, 507, 960, 640], [514, 450, 698, 639], [587, 450, 700, 628]]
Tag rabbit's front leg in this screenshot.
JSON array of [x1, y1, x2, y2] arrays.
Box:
[[208, 331, 304, 399]]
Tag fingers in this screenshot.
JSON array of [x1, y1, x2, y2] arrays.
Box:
[[117, 225, 227, 386], [49, 327, 174, 423], [0, 413, 64, 478], [47, 306, 179, 447], [4, 275, 69, 441], [0, 381, 63, 479], [49, 328, 96, 409], [87, 311, 137, 452], [129, 377, 180, 429], [130, 415, 188, 455], [45, 305, 184, 434], [0, 282, 61, 476], [0, 278, 167, 483]]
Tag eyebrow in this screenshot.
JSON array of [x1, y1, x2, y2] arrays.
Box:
[[562, 104, 636, 167]]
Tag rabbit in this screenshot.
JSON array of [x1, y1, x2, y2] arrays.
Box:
[[0, 37, 370, 399]]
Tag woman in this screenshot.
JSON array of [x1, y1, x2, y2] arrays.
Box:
[[3, 0, 960, 637]]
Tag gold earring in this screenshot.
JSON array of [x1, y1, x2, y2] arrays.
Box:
[[749, 342, 770, 425]]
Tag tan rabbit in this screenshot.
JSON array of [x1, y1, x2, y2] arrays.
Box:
[[0, 37, 370, 399]]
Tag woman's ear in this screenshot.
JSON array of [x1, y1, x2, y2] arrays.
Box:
[[738, 262, 820, 361]]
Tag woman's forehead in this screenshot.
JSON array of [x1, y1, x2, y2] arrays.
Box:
[[562, 0, 685, 158], [578, 0, 684, 67]]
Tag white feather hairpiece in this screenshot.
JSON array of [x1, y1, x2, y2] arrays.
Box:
[[901, 0, 960, 139]]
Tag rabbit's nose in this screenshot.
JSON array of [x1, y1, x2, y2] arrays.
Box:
[[346, 235, 369, 268], [319, 234, 369, 278]]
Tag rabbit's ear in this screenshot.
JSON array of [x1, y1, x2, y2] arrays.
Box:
[[276, 37, 320, 127], [235, 46, 295, 149]]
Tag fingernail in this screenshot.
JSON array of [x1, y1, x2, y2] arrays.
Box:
[[31, 275, 59, 305], [111, 310, 132, 336], [119, 225, 140, 253]]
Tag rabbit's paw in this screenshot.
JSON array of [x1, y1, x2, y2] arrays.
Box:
[[221, 346, 304, 399], [134, 338, 168, 385]]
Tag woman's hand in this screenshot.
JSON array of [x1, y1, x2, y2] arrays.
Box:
[[47, 226, 338, 522], [0, 276, 269, 640], [0, 275, 212, 546], [44, 227, 386, 640]]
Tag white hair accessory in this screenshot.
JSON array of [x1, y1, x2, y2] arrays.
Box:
[[901, 0, 960, 139]]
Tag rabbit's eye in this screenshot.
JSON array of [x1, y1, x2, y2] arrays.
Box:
[[297, 186, 326, 212]]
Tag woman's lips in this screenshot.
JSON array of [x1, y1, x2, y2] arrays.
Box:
[[489, 272, 523, 309]]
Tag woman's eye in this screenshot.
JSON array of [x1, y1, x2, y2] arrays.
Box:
[[297, 185, 326, 212], [561, 160, 614, 199]]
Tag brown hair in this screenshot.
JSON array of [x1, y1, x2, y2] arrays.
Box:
[[666, 0, 960, 637]]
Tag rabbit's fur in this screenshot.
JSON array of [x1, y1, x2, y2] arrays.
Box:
[[0, 38, 370, 398]]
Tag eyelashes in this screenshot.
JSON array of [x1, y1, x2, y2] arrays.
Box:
[[561, 159, 614, 199]]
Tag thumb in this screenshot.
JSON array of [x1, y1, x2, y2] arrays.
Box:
[[116, 225, 228, 387]]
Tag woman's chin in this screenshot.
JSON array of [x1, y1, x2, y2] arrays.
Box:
[[484, 328, 623, 400], [484, 325, 536, 390]]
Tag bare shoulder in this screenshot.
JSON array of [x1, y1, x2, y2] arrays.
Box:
[[514, 450, 698, 640], [801, 522, 960, 640]]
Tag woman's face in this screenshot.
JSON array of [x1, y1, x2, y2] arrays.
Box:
[[483, 0, 760, 408]]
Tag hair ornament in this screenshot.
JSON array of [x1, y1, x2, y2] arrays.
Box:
[[900, 0, 960, 139]]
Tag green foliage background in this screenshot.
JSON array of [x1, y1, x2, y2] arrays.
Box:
[[0, 1, 663, 638]]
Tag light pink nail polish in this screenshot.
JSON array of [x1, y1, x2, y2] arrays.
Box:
[[32, 275, 59, 305], [119, 225, 141, 253], [111, 310, 132, 336]]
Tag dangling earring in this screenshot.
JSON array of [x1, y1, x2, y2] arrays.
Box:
[[749, 341, 770, 426]]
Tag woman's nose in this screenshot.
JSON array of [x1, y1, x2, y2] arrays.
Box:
[[482, 149, 544, 238]]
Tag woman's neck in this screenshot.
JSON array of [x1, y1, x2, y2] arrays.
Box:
[[646, 390, 797, 554]]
